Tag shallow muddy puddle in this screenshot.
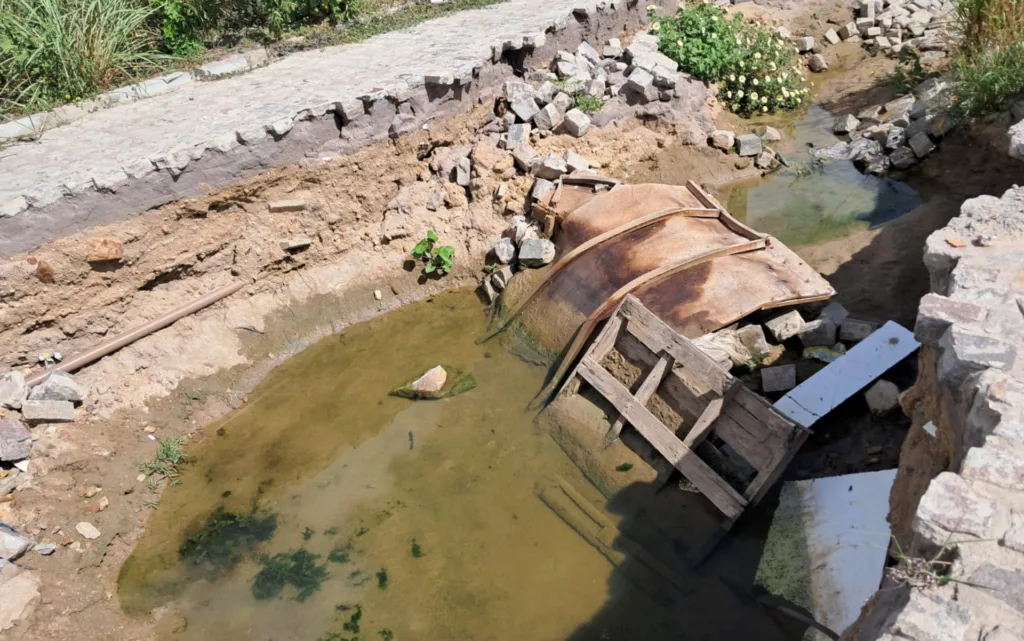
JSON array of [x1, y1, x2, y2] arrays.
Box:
[[118, 290, 806, 641]]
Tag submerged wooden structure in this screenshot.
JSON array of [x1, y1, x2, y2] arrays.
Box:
[[562, 295, 809, 524]]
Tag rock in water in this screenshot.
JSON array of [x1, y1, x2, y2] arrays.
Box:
[[410, 366, 447, 394]]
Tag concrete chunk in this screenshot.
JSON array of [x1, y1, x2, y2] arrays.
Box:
[[28, 372, 85, 403], [0, 419, 31, 462], [493, 237, 515, 264], [564, 150, 590, 173], [765, 310, 806, 341], [761, 365, 797, 393], [20, 400, 76, 424], [864, 379, 900, 415], [798, 319, 838, 347], [908, 131, 936, 158], [512, 144, 540, 172], [534, 154, 567, 180], [532, 104, 564, 131], [735, 134, 763, 157], [0, 372, 27, 410], [626, 68, 654, 93], [795, 36, 816, 52], [824, 28, 841, 45], [819, 301, 849, 325], [518, 238, 556, 267], [506, 122, 531, 149], [510, 98, 539, 123]]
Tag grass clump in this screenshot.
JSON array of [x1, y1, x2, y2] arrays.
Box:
[[948, 0, 1024, 119], [571, 93, 604, 113], [653, 2, 809, 115], [328, 544, 352, 564], [615, 462, 634, 472], [379, 629, 394, 640], [137, 436, 189, 479], [252, 548, 329, 602], [179, 508, 278, 571], [0, 0, 164, 117]]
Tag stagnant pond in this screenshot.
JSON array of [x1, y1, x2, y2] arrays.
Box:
[[119, 290, 807, 641], [721, 105, 921, 248]]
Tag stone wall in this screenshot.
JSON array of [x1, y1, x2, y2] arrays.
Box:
[[845, 186, 1024, 640]]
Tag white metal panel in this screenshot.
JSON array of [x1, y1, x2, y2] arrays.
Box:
[[773, 321, 919, 428]]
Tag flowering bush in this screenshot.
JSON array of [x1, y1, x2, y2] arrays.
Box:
[[651, 2, 809, 115]]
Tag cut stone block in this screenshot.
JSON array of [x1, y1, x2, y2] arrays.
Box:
[[0, 419, 31, 462], [795, 36, 816, 53], [762, 365, 797, 393], [0, 372, 27, 410], [563, 109, 591, 137], [824, 28, 841, 45], [765, 310, 805, 341], [908, 131, 936, 158], [710, 130, 735, 150], [20, 400, 76, 424], [28, 372, 85, 403], [532, 104, 563, 131], [518, 239, 556, 267], [564, 150, 590, 173], [493, 237, 515, 264], [533, 154, 567, 180], [798, 319, 838, 347], [819, 301, 849, 326], [735, 134, 762, 157]]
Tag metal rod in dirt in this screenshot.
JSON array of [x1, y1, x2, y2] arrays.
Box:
[[25, 280, 246, 386]]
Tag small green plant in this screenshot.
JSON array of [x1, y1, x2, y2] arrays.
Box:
[[179, 508, 278, 571], [137, 436, 189, 479], [379, 629, 394, 641], [376, 567, 389, 589], [325, 526, 339, 536], [410, 539, 424, 558], [342, 605, 363, 633], [653, 2, 809, 115], [328, 544, 352, 564], [302, 526, 316, 541], [571, 93, 604, 113], [615, 463, 634, 472], [251, 548, 329, 601], [411, 230, 455, 277], [887, 51, 927, 93]]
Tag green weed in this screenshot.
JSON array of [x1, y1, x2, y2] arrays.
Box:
[[251, 548, 329, 601], [948, 0, 1024, 119], [411, 230, 455, 277], [615, 463, 634, 472], [887, 51, 926, 93], [654, 2, 809, 115], [179, 508, 278, 571], [137, 436, 189, 479], [571, 93, 604, 113]]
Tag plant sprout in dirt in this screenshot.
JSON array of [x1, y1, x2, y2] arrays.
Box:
[[653, 2, 809, 116], [411, 230, 455, 276], [137, 436, 189, 479]]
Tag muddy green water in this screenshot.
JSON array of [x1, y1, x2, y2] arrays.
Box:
[[719, 105, 921, 248], [119, 290, 804, 641]]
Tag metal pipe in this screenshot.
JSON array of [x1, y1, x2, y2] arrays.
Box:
[[26, 280, 245, 386]]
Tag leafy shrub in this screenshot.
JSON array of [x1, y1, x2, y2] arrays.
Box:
[[0, 0, 163, 115], [948, 0, 1024, 119], [653, 3, 809, 115]]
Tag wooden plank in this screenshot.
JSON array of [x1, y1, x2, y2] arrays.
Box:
[[684, 180, 765, 241], [743, 423, 811, 505], [577, 359, 747, 520], [732, 387, 796, 437], [604, 352, 673, 446], [620, 295, 732, 395], [587, 313, 624, 364], [773, 321, 919, 428], [681, 382, 737, 450]]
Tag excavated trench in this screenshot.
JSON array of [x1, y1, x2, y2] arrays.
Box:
[[3, 9, 1023, 641]]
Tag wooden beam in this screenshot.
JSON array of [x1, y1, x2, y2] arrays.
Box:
[[603, 352, 673, 446], [577, 359, 747, 520]]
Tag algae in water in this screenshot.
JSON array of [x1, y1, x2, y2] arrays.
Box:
[[251, 548, 329, 602], [179, 508, 278, 572]]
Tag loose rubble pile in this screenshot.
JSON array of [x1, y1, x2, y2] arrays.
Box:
[[843, 0, 955, 60], [815, 76, 949, 174], [707, 126, 784, 171], [693, 301, 902, 413]]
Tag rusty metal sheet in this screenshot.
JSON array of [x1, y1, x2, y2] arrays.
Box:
[[529, 179, 834, 341]]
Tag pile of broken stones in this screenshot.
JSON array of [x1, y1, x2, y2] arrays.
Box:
[[818, 76, 949, 174], [696, 301, 902, 416], [843, 0, 955, 60]]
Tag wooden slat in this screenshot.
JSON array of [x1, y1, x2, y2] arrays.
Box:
[[743, 425, 811, 504], [619, 295, 732, 395], [685, 180, 765, 241], [732, 387, 796, 437], [681, 382, 738, 450], [587, 313, 624, 364], [577, 359, 746, 520], [708, 414, 777, 470], [603, 353, 673, 446]]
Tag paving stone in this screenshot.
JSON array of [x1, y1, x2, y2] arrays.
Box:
[[0, 419, 31, 463], [28, 372, 85, 403], [0, 372, 27, 410], [625, 67, 654, 93], [865, 379, 900, 415], [20, 400, 76, 424], [518, 238, 556, 267], [490, 265, 513, 291], [839, 318, 881, 342], [531, 178, 554, 201], [577, 41, 602, 65], [533, 154, 567, 180], [510, 98, 540, 123], [754, 151, 774, 169], [536, 81, 558, 105], [798, 319, 837, 347], [493, 237, 516, 264], [824, 28, 841, 45], [908, 131, 936, 158], [734, 134, 762, 157], [761, 365, 797, 393], [765, 310, 805, 341], [795, 36, 816, 52], [564, 150, 590, 173], [506, 123, 531, 149], [455, 156, 472, 187], [838, 22, 859, 39], [563, 109, 591, 137], [532, 104, 564, 132], [503, 79, 537, 104], [552, 92, 573, 113]]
